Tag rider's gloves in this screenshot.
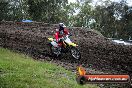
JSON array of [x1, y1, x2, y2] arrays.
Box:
[[59, 38, 63, 42], [69, 33, 72, 36]]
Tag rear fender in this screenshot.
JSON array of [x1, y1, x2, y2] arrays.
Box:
[[69, 43, 78, 47], [48, 38, 54, 41], [48, 37, 58, 47]]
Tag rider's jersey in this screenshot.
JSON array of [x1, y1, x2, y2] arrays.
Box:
[[54, 28, 69, 42]]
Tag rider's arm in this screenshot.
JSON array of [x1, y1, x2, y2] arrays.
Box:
[[54, 32, 59, 42], [64, 28, 69, 35], [64, 28, 72, 37]]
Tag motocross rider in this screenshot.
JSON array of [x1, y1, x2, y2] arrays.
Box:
[[54, 23, 70, 47]]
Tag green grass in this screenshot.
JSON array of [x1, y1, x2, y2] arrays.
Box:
[[0, 48, 99, 88]]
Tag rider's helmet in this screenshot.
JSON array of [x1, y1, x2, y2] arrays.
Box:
[[59, 23, 66, 28], [59, 23, 66, 33]]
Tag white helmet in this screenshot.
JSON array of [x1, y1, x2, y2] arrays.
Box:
[[59, 23, 66, 27]]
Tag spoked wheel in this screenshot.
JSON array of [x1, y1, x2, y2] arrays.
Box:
[[50, 45, 61, 57], [70, 47, 81, 60], [76, 76, 87, 85]]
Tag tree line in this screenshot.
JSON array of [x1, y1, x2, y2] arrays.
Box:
[[0, 0, 132, 40]]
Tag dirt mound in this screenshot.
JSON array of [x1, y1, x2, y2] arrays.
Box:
[[0, 21, 132, 74]]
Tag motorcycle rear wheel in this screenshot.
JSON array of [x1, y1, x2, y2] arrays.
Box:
[[50, 45, 61, 57]]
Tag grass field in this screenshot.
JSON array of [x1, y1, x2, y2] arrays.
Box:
[[0, 48, 98, 88]]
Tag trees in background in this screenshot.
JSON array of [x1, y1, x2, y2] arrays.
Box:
[[74, 0, 132, 40], [0, 0, 9, 21], [0, 0, 132, 40], [94, 1, 132, 40], [27, 0, 69, 23]]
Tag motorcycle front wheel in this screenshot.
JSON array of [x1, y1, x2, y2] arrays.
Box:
[[70, 47, 81, 60]]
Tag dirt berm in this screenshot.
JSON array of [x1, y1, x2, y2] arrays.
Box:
[[0, 21, 132, 74]]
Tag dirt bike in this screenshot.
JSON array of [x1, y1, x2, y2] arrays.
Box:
[[47, 35, 81, 60]]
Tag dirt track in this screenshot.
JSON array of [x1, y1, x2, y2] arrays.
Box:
[[0, 21, 132, 74]]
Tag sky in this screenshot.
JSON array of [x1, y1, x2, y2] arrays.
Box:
[[68, 0, 132, 6]]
